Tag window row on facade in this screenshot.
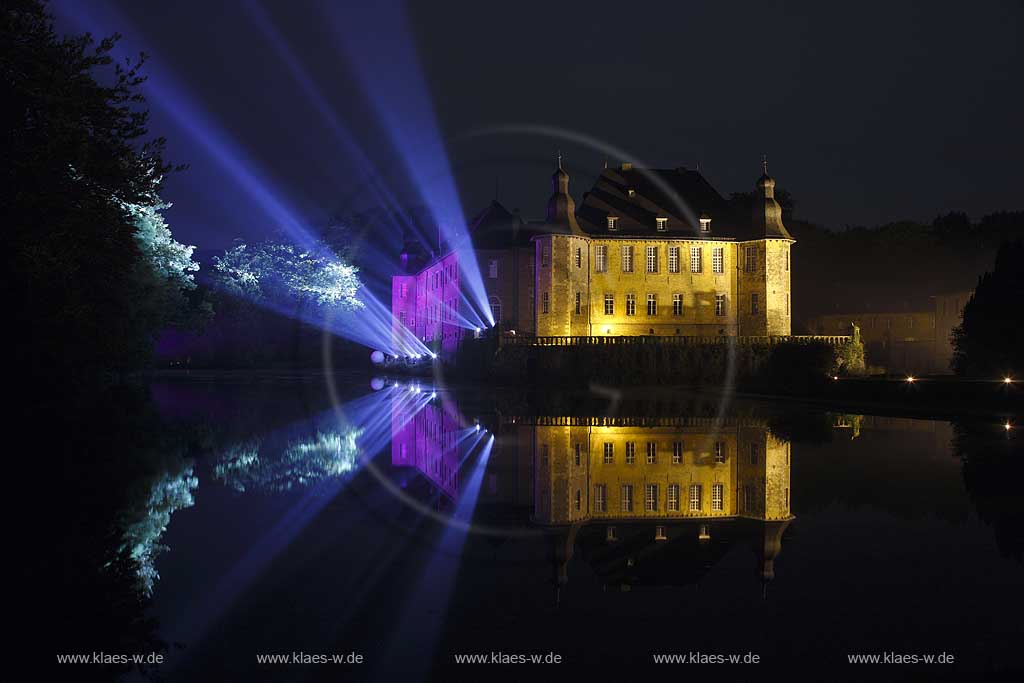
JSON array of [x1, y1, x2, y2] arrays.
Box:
[[592, 482, 726, 513], [596, 440, 730, 465]]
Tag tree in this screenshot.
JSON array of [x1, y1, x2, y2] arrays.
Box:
[[952, 240, 1024, 377], [2, 0, 200, 384], [212, 240, 364, 310]]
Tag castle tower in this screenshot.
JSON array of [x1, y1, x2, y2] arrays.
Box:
[[739, 159, 795, 336], [545, 153, 583, 234]]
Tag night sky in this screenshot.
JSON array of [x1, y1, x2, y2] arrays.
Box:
[[52, 0, 1023, 250]]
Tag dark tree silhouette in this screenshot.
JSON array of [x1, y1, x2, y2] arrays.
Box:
[[952, 240, 1024, 377], [2, 0, 196, 386]]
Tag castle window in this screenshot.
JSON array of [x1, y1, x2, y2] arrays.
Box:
[[541, 245, 550, 267], [713, 247, 724, 274], [751, 292, 759, 315], [595, 245, 607, 272], [625, 293, 637, 316], [625, 441, 636, 464], [575, 489, 582, 511], [645, 484, 659, 512], [647, 293, 657, 316], [700, 217, 712, 232], [574, 291, 582, 315], [655, 525, 667, 540], [744, 245, 758, 273], [786, 293, 790, 315], [488, 259, 498, 278], [646, 246, 658, 273], [399, 311, 407, 327], [604, 293, 615, 315], [673, 294, 683, 316], [489, 296, 502, 326], [575, 247, 582, 268], [690, 247, 702, 273], [574, 442, 581, 466], [627, 188, 636, 198], [400, 282, 409, 298], [656, 217, 668, 231], [541, 292, 549, 314], [621, 245, 634, 272], [714, 441, 725, 463], [621, 484, 634, 512], [668, 484, 680, 511], [785, 249, 790, 271], [646, 441, 657, 464], [689, 484, 703, 511], [715, 294, 726, 317], [749, 442, 759, 465], [607, 216, 619, 231], [595, 485, 607, 513], [603, 442, 614, 464], [669, 246, 680, 273], [712, 483, 724, 511]]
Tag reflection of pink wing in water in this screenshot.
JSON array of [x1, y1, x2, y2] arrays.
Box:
[[391, 395, 462, 500]]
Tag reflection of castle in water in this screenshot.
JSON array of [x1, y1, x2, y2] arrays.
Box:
[[390, 394, 463, 500], [530, 417, 793, 592], [388, 396, 794, 590]]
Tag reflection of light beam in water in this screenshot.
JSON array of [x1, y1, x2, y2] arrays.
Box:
[[162, 386, 430, 671], [376, 434, 495, 677]]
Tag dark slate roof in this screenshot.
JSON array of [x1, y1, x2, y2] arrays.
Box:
[[576, 166, 759, 241], [468, 199, 574, 248]]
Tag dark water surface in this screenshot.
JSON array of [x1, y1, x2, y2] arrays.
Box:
[[54, 374, 1022, 681]]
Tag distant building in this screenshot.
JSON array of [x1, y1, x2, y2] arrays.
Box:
[[392, 158, 797, 354], [807, 290, 971, 373]]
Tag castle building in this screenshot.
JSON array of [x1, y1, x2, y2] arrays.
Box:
[[807, 289, 971, 373], [392, 158, 795, 354]]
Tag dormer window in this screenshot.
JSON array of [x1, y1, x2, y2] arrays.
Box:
[[700, 216, 712, 232], [656, 217, 668, 231], [607, 216, 619, 231]]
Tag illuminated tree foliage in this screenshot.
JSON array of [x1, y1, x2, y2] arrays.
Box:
[[213, 241, 364, 310], [3, 0, 203, 383], [213, 429, 362, 493], [117, 461, 198, 595]]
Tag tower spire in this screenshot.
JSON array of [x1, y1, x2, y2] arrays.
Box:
[[762, 154, 768, 175], [557, 150, 562, 170]]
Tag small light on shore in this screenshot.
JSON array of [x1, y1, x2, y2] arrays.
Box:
[[1005, 422, 1012, 432], [905, 376, 916, 383], [1004, 377, 1013, 384], [832, 375, 839, 381]]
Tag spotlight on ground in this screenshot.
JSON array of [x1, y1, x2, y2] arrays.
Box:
[[905, 376, 916, 383]]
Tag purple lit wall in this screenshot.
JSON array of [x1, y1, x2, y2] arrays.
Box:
[[392, 250, 466, 357], [391, 395, 463, 500]]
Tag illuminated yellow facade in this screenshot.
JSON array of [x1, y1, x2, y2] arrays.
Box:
[[533, 163, 794, 338], [532, 418, 792, 526]]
